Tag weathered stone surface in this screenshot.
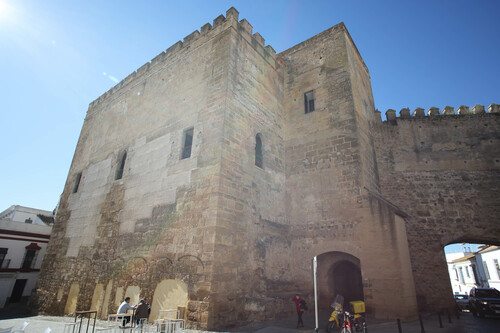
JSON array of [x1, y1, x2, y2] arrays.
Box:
[[442, 106, 455, 115], [457, 105, 470, 115], [427, 107, 440, 117], [400, 108, 411, 118], [386, 109, 397, 121], [413, 107, 425, 118], [472, 104, 485, 114], [37, 7, 500, 331], [489, 103, 500, 113], [373, 113, 500, 312]]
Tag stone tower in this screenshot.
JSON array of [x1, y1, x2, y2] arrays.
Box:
[[37, 7, 500, 330]]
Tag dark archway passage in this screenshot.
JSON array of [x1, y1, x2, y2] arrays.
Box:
[[317, 251, 364, 309], [329, 260, 364, 304]]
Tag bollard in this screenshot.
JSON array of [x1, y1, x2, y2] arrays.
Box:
[[437, 312, 443, 328], [397, 319, 402, 333], [447, 309, 451, 324], [419, 314, 426, 333]]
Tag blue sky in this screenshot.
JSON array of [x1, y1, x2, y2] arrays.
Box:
[[0, 0, 499, 219]]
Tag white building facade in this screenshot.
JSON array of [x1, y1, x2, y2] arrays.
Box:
[[446, 245, 500, 295], [447, 252, 477, 295], [475, 246, 500, 290], [0, 205, 53, 309]]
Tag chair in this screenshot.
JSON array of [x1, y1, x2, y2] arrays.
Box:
[[0, 327, 13, 333], [154, 319, 184, 333], [11, 322, 29, 333], [133, 318, 149, 333]]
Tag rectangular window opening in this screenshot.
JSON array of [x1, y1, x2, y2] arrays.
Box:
[[0, 248, 7, 268], [22, 249, 37, 269], [483, 261, 491, 280], [115, 151, 127, 180], [73, 172, 82, 193], [181, 128, 194, 159], [304, 90, 315, 114]]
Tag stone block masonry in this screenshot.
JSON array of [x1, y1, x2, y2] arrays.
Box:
[[37, 6, 500, 330]]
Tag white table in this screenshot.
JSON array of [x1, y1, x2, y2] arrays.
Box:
[[106, 314, 134, 332], [154, 319, 184, 333]]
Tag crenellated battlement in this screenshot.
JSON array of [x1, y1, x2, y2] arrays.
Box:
[[376, 103, 500, 124], [88, 7, 278, 111]]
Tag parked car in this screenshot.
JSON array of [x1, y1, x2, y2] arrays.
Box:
[[454, 294, 469, 311], [468, 288, 500, 317]]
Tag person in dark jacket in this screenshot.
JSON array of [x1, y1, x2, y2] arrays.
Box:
[[291, 294, 306, 328], [135, 299, 150, 325]]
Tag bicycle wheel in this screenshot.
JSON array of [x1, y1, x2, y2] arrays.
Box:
[[325, 321, 337, 333], [340, 327, 352, 333], [356, 317, 366, 332]]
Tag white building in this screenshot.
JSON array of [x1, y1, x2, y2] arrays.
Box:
[[446, 250, 480, 295], [0, 205, 53, 309], [475, 245, 500, 290], [446, 244, 500, 296]]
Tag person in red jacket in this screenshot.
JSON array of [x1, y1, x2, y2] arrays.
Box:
[[291, 294, 306, 328]]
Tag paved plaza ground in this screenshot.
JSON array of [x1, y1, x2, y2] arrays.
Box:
[[0, 311, 498, 332]]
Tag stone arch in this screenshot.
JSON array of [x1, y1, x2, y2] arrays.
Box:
[[317, 251, 364, 310], [177, 254, 205, 269], [150, 279, 188, 322], [125, 256, 149, 284]]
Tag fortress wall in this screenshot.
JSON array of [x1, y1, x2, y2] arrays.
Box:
[[38, 10, 240, 329], [281, 23, 360, 231], [374, 112, 500, 311], [206, 10, 288, 327], [344, 33, 419, 318], [280, 25, 418, 319], [344, 32, 379, 193]]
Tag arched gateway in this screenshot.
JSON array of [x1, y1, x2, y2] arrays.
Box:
[[317, 252, 364, 309]]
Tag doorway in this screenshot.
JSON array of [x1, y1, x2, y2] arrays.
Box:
[[328, 260, 364, 304], [317, 251, 364, 309], [10, 279, 27, 303]]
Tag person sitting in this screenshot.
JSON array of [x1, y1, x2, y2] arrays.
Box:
[[135, 299, 150, 325], [117, 297, 136, 327]]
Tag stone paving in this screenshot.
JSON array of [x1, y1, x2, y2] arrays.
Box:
[[1, 311, 488, 333]]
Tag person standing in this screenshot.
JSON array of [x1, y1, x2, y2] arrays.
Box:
[[291, 294, 306, 328], [117, 297, 136, 327]]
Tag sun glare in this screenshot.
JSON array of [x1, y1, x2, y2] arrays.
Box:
[[0, 0, 13, 22]]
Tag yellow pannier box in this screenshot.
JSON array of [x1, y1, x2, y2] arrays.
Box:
[[349, 300, 365, 314]]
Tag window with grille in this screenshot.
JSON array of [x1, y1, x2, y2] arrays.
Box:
[[304, 90, 315, 114], [181, 128, 194, 159]]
